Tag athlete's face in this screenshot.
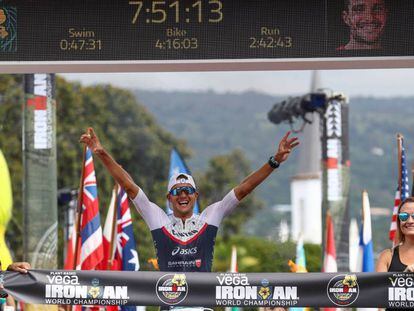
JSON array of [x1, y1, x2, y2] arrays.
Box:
[[167, 183, 198, 218], [343, 0, 387, 46]]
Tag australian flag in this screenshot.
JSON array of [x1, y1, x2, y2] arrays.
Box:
[[113, 187, 141, 311], [113, 187, 140, 270]]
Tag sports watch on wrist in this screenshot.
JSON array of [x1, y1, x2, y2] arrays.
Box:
[[268, 156, 280, 169]]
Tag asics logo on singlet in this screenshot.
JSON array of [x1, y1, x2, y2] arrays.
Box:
[[171, 246, 198, 256]]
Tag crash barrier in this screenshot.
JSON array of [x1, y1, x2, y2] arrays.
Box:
[[1, 270, 414, 309]]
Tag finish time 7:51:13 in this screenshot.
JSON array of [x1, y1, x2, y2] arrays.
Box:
[[129, 0, 223, 24]]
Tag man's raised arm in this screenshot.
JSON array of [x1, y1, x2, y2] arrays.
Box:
[[79, 127, 139, 199], [234, 131, 299, 201]]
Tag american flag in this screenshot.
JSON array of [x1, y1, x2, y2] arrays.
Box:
[[79, 147, 104, 270], [389, 138, 410, 243]]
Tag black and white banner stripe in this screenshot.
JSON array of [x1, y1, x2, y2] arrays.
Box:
[[2, 270, 414, 309]]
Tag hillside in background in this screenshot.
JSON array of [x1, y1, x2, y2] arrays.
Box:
[[134, 89, 414, 251]]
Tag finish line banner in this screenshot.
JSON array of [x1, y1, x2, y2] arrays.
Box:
[[2, 270, 414, 308]]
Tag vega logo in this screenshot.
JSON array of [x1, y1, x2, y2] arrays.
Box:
[[44, 272, 129, 304], [387, 274, 414, 309], [0, 5, 17, 52]]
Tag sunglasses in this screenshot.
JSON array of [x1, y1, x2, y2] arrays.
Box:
[[169, 186, 196, 196], [398, 212, 414, 222]]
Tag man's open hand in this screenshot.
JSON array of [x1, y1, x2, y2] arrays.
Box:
[[274, 131, 299, 163]]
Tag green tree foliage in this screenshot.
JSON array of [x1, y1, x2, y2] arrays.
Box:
[[1, 75, 322, 273], [136, 90, 414, 253], [197, 149, 264, 240], [56, 78, 191, 268], [213, 235, 295, 272], [303, 243, 322, 272], [213, 237, 320, 273], [1, 75, 191, 266]]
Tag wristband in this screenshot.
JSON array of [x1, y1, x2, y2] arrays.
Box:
[[268, 156, 280, 169]]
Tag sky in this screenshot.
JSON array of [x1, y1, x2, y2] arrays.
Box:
[[62, 68, 414, 98]]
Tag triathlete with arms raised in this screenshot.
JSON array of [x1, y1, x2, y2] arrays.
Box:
[[80, 128, 298, 272]]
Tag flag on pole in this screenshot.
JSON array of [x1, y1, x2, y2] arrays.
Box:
[[99, 187, 117, 271], [64, 147, 103, 271], [348, 218, 360, 272], [290, 234, 309, 311], [321, 213, 338, 311], [79, 147, 104, 270], [389, 135, 409, 243], [111, 186, 142, 311], [323, 212, 337, 273], [358, 190, 374, 272], [167, 148, 199, 214], [225, 246, 239, 311], [295, 233, 307, 272], [64, 217, 79, 269], [113, 187, 140, 273], [230, 245, 238, 273], [288, 234, 308, 273], [411, 162, 414, 196], [64, 147, 104, 311]]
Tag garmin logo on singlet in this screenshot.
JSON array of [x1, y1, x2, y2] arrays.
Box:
[[172, 246, 198, 256], [388, 274, 414, 308]]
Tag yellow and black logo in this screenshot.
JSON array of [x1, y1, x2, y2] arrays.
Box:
[[156, 274, 189, 305], [327, 274, 359, 306], [0, 6, 17, 52]]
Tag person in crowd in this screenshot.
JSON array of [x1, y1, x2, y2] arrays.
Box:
[[0, 261, 31, 308], [376, 197, 414, 272]]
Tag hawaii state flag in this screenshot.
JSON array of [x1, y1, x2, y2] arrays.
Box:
[[79, 147, 104, 270], [64, 147, 103, 270]]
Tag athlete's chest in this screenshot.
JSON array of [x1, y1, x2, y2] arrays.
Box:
[[162, 215, 208, 244]]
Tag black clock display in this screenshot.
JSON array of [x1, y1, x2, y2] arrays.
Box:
[[128, 0, 223, 24], [0, 0, 412, 64]]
